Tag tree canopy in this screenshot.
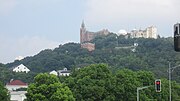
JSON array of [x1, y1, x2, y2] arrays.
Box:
[[65, 64, 180, 101], [0, 81, 10, 101], [4, 35, 180, 82], [66, 64, 115, 101], [26, 73, 75, 101]]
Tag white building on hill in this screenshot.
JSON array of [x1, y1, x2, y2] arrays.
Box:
[[13, 64, 30, 73], [50, 70, 58, 76], [131, 26, 158, 39], [58, 68, 71, 76]]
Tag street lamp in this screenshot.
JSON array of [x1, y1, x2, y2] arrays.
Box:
[[168, 62, 180, 101], [137, 86, 150, 101]]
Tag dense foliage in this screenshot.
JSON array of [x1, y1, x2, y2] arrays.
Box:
[[64, 64, 180, 101], [26, 73, 75, 101], [66, 64, 116, 101], [0, 81, 10, 101], [0, 65, 36, 84], [1, 34, 180, 83]]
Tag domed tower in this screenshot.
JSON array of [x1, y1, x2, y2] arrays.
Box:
[[80, 20, 87, 43]]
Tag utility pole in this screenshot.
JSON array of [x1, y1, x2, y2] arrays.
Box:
[[168, 62, 180, 101], [169, 62, 171, 101]]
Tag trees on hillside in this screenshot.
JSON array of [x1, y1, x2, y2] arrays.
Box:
[[65, 64, 180, 101], [5, 37, 180, 82], [26, 73, 75, 101], [0, 81, 10, 101]]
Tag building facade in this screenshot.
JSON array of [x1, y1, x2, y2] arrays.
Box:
[[131, 26, 157, 39], [13, 64, 30, 73], [10, 91, 27, 101], [80, 21, 110, 51], [81, 43, 95, 51], [80, 21, 109, 43], [58, 68, 71, 76]]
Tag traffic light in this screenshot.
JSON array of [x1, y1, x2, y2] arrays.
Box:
[[155, 79, 161, 92], [174, 23, 180, 52]]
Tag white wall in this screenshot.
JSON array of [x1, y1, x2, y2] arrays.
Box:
[[10, 91, 27, 101]]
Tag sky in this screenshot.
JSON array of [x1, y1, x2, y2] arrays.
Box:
[[0, 0, 179, 63]]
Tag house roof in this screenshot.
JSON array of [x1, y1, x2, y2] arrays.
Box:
[[7, 80, 27, 86], [57, 68, 71, 73], [60, 71, 71, 73], [50, 70, 58, 76]]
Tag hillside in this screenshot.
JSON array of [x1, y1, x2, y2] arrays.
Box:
[[2, 33, 180, 83]]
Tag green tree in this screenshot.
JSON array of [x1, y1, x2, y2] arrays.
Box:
[[0, 81, 10, 101], [26, 73, 75, 101], [66, 64, 115, 101], [114, 69, 140, 101]]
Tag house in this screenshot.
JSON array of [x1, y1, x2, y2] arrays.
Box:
[[10, 91, 27, 101], [58, 68, 71, 76], [13, 64, 30, 73], [6, 79, 28, 101], [50, 70, 58, 76], [6, 79, 28, 91]]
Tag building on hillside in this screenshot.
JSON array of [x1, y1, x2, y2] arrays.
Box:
[[50, 70, 58, 76], [80, 21, 110, 51], [6, 79, 28, 91], [80, 21, 110, 43], [13, 64, 30, 73], [81, 42, 95, 51], [117, 29, 128, 36], [58, 68, 71, 76], [130, 26, 158, 39]]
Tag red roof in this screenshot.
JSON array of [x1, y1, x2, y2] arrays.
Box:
[[7, 80, 28, 86]]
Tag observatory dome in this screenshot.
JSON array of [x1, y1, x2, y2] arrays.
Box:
[[117, 29, 127, 36]]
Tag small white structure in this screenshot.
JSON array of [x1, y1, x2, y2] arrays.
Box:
[[58, 68, 71, 76], [50, 70, 58, 76], [134, 43, 139, 47], [15, 56, 24, 61], [13, 64, 30, 73], [10, 91, 27, 101], [117, 29, 127, 36]]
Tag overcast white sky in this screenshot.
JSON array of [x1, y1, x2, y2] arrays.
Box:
[[0, 0, 179, 63]]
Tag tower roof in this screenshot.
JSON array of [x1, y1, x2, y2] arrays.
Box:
[[81, 20, 85, 28]]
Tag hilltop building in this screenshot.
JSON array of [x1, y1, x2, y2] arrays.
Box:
[[13, 64, 30, 73], [80, 21, 109, 43], [50, 70, 58, 76], [80, 21, 110, 51], [58, 68, 71, 76], [130, 26, 158, 39], [81, 42, 95, 51], [117, 29, 128, 36]]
